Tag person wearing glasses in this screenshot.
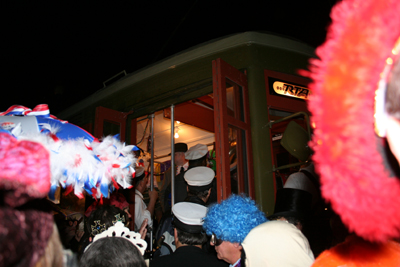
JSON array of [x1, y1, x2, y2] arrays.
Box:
[[203, 195, 267, 267], [150, 202, 227, 267]]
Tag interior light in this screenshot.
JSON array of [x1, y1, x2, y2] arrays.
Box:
[[174, 132, 179, 138]]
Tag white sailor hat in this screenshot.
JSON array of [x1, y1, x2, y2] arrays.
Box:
[[185, 143, 208, 160], [172, 202, 207, 233], [184, 166, 214, 186]]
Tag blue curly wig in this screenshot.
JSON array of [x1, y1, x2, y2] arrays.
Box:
[[203, 194, 267, 243]]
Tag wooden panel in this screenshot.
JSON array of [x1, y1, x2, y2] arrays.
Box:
[[94, 106, 128, 141], [213, 58, 255, 201], [163, 101, 214, 132]]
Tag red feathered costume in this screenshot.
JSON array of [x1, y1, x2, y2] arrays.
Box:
[[304, 0, 400, 242], [303, 0, 400, 265]]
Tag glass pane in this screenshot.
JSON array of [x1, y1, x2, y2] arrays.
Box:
[[226, 83, 235, 117], [228, 126, 239, 194], [226, 80, 245, 122], [103, 120, 120, 137], [227, 125, 250, 195]]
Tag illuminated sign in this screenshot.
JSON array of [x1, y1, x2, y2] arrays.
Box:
[[272, 81, 310, 100]]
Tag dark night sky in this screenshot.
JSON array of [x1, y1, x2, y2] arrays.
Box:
[[2, 1, 337, 115]]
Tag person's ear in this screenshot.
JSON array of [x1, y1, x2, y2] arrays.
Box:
[[233, 242, 243, 249], [387, 116, 400, 165], [207, 188, 212, 198]]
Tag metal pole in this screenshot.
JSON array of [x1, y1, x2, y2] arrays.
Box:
[[150, 113, 155, 253], [170, 105, 175, 208]]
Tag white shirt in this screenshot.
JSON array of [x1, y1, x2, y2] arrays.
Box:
[[134, 189, 152, 231], [176, 161, 189, 175], [230, 258, 241, 267]]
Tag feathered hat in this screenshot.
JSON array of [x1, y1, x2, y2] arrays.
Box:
[[0, 104, 137, 200], [301, 0, 400, 242]]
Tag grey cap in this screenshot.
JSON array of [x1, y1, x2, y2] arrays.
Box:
[[172, 202, 207, 233], [185, 144, 208, 160], [184, 166, 214, 186]]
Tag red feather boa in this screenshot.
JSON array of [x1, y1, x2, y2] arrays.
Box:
[[304, 0, 400, 242]]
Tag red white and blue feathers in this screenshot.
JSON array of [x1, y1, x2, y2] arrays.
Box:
[[0, 104, 136, 200]]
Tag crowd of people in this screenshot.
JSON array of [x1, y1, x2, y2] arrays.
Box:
[[2, 130, 398, 267], [0, 135, 327, 267], [2, 0, 400, 266]]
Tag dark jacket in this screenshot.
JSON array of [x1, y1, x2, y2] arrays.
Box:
[[150, 246, 228, 267]]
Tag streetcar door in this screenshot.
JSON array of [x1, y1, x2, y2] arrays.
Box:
[[212, 58, 254, 202]]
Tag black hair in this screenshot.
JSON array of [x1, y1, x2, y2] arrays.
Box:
[[134, 172, 146, 188], [187, 188, 210, 200], [241, 248, 247, 267], [386, 58, 400, 120], [87, 205, 127, 236], [175, 228, 207, 246], [80, 237, 145, 267], [188, 154, 208, 168]]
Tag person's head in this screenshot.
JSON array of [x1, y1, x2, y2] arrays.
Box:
[[0, 132, 65, 267], [174, 227, 208, 247], [172, 202, 208, 247], [242, 220, 314, 267], [185, 144, 209, 168], [80, 236, 145, 267], [173, 143, 188, 166], [203, 195, 267, 264], [87, 205, 128, 237], [184, 166, 215, 203], [304, 0, 400, 243], [268, 188, 312, 231], [82, 221, 147, 266], [134, 167, 147, 192], [110, 191, 131, 220]]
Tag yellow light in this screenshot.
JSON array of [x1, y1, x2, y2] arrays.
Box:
[[174, 132, 179, 138]]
